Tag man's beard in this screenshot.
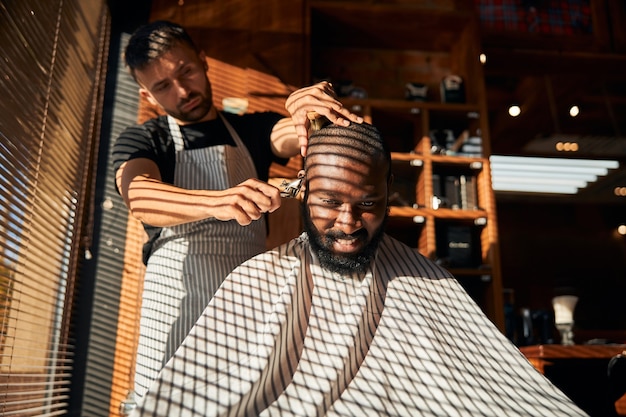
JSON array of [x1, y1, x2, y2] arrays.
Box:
[[173, 93, 212, 122], [302, 203, 386, 275]]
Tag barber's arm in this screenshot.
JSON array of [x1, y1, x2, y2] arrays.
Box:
[[115, 157, 281, 227], [272, 81, 363, 158]]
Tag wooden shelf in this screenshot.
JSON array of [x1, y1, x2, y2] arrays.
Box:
[[341, 98, 481, 113], [389, 206, 487, 221]]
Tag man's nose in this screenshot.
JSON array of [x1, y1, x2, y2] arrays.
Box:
[[335, 205, 360, 231], [174, 80, 190, 98]]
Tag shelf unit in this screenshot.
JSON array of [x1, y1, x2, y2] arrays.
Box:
[[308, 1, 504, 329]]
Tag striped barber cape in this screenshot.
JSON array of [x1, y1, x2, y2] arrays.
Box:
[[133, 233, 587, 417]]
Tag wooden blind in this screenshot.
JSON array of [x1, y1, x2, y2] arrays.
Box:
[[0, 0, 107, 414]]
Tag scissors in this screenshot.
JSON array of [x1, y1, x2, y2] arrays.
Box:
[[279, 170, 305, 198], [279, 112, 330, 199]]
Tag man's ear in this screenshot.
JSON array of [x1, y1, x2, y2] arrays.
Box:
[[139, 87, 159, 107]]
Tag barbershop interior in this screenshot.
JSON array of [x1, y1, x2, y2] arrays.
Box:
[[1, 0, 626, 415]]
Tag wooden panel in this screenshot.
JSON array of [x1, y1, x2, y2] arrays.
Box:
[[150, 0, 305, 32], [109, 217, 145, 416], [148, 0, 308, 87], [310, 1, 474, 51]]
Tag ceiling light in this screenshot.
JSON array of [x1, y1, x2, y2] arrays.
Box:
[[555, 142, 578, 152], [479, 53, 487, 64], [615, 187, 626, 197], [569, 105, 580, 117], [508, 105, 521, 117], [524, 134, 626, 158], [490, 155, 619, 194]]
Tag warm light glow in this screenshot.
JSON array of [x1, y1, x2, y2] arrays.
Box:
[[618, 225, 626, 235], [569, 105, 580, 117], [413, 216, 425, 224], [490, 155, 619, 194], [614, 187, 626, 197], [555, 142, 579, 152], [479, 53, 487, 64], [508, 105, 521, 117]]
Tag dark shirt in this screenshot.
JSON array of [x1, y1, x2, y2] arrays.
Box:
[[112, 111, 288, 262], [112, 111, 287, 188]]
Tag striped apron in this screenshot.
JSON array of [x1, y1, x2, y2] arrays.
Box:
[[133, 114, 267, 399]]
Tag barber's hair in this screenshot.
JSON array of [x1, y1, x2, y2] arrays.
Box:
[[305, 122, 391, 180], [124, 20, 198, 79]]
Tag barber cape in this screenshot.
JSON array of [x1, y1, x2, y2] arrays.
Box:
[[134, 233, 586, 416]]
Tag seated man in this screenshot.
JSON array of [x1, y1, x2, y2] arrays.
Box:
[[133, 122, 586, 416]]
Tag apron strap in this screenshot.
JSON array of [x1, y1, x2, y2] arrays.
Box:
[[167, 115, 185, 152], [218, 112, 259, 178]]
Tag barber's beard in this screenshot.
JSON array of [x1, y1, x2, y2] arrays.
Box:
[[302, 204, 386, 275], [173, 93, 213, 122]]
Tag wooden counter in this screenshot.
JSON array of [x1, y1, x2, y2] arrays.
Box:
[[520, 344, 626, 416]]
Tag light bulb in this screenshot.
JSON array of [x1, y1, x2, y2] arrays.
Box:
[[508, 105, 521, 117]]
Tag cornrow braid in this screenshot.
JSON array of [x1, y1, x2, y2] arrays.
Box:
[[305, 122, 391, 181]]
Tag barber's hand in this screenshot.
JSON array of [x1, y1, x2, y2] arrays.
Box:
[[212, 178, 281, 226], [285, 81, 363, 157]]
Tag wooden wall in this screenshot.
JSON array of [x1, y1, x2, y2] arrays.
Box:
[[148, 0, 309, 88]]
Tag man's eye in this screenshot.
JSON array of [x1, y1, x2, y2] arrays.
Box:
[[153, 83, 169, 93], [321, 199, 341, 206], [360, 201, 375, 208]]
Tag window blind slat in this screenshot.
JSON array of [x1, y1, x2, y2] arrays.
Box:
[[1, 403, 68, 417], [0, 0, 107, 415], [3, 396, 69, 408], [0, 344, 73, 358], [0, 356, 73, 366]]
